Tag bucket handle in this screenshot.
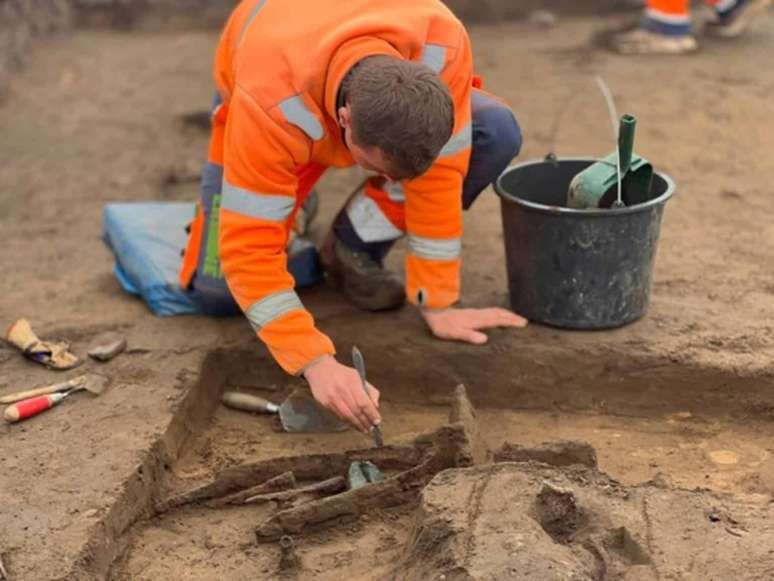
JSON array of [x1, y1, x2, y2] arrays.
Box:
[[544, 77, 627, 208], [594, 77, 624, 209]]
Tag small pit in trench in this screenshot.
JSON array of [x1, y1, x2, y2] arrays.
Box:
[[104, 349, 774, 580]]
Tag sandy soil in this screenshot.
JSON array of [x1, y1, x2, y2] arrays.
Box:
[[1, 8, 774, 581], [110, 389, 774, 581]]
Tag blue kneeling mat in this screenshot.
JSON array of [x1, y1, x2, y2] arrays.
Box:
[[102, 202, 322, 317], [103, 203, 200, 316]]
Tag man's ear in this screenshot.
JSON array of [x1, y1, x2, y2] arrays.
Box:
[[337, 104, 351, 128]]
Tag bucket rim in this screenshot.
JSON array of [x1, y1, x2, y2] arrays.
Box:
[[494, 156, 675, 216]]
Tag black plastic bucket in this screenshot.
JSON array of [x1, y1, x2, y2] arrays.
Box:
[[494, 157, 675, 329]]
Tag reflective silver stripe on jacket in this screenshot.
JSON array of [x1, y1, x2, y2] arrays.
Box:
[[421, 44, 447, 73], [439, 122, 472, 158], [246, 289, 304, 331], [347, 193, 404, 243], [279, 95, 324, 141], [221, 180, 295, 222], [238, 0, 269, 45], [408, 235, 461, 261], [384, 180, 405, 203]]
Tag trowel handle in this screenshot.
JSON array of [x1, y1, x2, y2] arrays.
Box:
[[618, 114, 636, 174], [0, 376, 86, 404], [222, 392, 279, 414], [4, 392, 68, 423]]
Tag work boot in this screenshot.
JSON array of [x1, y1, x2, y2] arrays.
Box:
[[705, 0, 772, 38], [611, 26, 698, 54], [320, 233, 406, 312]]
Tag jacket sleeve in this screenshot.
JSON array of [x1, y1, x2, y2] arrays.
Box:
[[219, 86, 335, 374], [403, 28, 473, 310]]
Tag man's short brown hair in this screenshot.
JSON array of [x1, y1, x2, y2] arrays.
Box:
[[343, 55, 454, 180]]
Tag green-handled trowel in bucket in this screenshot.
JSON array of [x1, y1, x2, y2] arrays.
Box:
[[567, 114, 654, 209]]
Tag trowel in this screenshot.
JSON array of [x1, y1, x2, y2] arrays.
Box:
[[567, 114, 654, 209], [222, 389, 347, 433], [3, 375, 109, 423]]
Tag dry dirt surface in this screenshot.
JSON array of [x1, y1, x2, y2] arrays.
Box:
[[109, 388, 774, 581], [398, 461, 774, 580], [1, 7, 774, 581], [0, 0, 71, 94]]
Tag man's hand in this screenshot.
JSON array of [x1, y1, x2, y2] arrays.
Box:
[[303, 355, 381, 435], [422, 307, 528, 344]]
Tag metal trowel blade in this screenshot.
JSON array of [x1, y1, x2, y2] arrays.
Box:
[[278, 388, 348, 433]]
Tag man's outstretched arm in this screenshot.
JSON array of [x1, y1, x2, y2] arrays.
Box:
[[403, 29, 528, 342], [220, 87, 380, 433]]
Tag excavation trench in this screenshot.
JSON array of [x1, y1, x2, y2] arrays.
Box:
[[4, 8, 774, 580], [59, 346, 774, 580]]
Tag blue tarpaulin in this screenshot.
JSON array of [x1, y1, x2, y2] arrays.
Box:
[[103, 203, 200, 316], [103, 202, 324, 316]]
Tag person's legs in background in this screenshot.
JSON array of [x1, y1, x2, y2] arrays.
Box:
[[613, 0, 698, 54], [705, 0, 773, 37], [612, 0, 772, 54], [323, 89, 522, 311]]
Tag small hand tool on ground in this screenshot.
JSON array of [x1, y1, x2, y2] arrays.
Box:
[[352, 345, 383, 447], [222, 389, 347, 433], [0, 375, 87, 404], [3, 375, 108, 423], [5, 318, 80, 370]]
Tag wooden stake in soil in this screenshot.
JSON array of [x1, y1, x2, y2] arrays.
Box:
[[495, 440, 598, 469], [278, 535, 301, 574], [158, 444, 422, 513], [243, 476, 347, 507], [448, 383, 487, 465], [255, 424, 473, 542], [205, 471, 297, 508]]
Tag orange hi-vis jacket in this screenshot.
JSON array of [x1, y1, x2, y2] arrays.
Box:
[[180, 0, 474, 375]]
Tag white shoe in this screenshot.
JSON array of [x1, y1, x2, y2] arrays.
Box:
[[612, 27, 698, 55], [705, 0, 773, 38]]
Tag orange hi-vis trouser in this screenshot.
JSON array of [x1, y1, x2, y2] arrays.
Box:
[[644, 0, 741, 32]]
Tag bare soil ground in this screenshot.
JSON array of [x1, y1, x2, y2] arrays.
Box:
[[1, 9, 774, 581]]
